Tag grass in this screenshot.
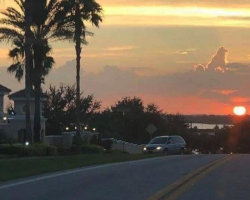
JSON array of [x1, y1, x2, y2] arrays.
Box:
[[0, 154, 18, 159], [0, 153, 161, 182]]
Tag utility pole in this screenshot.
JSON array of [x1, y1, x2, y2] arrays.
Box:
[[117, 107, 130, 153], [24, 0, 33, 144]]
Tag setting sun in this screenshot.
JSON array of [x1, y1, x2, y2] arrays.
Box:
[[233, 106, 247, 116]]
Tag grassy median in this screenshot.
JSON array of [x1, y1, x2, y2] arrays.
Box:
[[0, 153, 160, 182]]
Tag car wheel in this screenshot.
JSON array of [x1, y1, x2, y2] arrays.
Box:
[[180, 148, 185, 155], [163, 148, 168, 155]]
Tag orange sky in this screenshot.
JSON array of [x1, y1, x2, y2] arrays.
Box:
[[1, 0, 250, 114]]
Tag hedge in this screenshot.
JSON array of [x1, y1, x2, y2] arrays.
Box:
[[81, 145, 104, 154], [0, 144, 57, 157]]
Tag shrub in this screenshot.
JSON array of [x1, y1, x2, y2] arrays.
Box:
[[58, 147, 78, 156], [72, 136, 85, 146], [0, 144, 57, 157], [81, 145, 104, 154], [0, 133, 17, 144], [100, 139, 113, 150]]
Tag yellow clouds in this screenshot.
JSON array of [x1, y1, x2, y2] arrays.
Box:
[[106, 45, 138, 51], [103, 6, 250, 27], [2, 1, 250, 27], [99, 0, 250, 8], [105, 6, 247, 18]]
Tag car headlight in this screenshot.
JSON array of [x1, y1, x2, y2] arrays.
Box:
[[143, 147, 147, 151], [156, 147, 162, 150]]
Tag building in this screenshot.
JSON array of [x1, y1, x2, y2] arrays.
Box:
[[0, 85, 47, 143], [0, 84, 11, 116]]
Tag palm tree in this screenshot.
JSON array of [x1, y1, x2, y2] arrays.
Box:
[[57, 0, 103, 149], [8, 39, 54, 143], [0, 0, 72, 142], [0, 0, 33, 142]]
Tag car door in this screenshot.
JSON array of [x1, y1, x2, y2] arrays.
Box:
[[167, 137, 175, 154], [171, 137, 178, 154]]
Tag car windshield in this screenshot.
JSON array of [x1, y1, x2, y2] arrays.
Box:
[[149, 137, 168, 144]]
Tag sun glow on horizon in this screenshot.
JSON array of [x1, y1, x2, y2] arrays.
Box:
[[233, 106, 247, 116]]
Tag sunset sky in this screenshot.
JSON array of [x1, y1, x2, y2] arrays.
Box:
[[1, 0, 250, 114]]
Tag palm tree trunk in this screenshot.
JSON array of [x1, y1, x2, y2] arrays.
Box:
[[24, 0, 33, 143], [34, 79, 41, 143], [33, 43, 43, 143], [75, 2, 82, 151]]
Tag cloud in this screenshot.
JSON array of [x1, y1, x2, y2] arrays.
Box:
[[129, 67, 152, 76], [207, 47, 228, 71], [101, 0, 250, 8], [194, 47, 229, 73], [106, 45, 138, 51], [3, 46, 250, 114], [174, 48, 197, 55], [41, 46, 250, 114], [0, 67, 24, 92], [185, 48, 197, 52], [194, 64, 206, 72], [212, 89, 238, 95], [174, 51, 188, 55]]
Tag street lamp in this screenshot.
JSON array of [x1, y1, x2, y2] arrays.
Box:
[[66, 127, 69, 131], [93, 128, 96, 131], [84, 126, 88, 130], [3, 117, 7, 121]]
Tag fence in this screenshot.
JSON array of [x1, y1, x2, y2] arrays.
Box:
[[111, 138, 145, 154]]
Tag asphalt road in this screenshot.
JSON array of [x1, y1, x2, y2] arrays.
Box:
[[0, 154, 247, 200]]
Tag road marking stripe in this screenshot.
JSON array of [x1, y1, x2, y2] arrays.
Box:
[[0, 156, 172, 190], [147, 155, 236, 200]]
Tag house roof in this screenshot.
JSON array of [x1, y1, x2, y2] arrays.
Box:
[[0, 84, 11, 93], [9, 89, 47, 100]]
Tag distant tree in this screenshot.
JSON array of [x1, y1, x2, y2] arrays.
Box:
[[44, 84, 101, 135], [90, 97, 189, 145], [146, 103, 163, 114]]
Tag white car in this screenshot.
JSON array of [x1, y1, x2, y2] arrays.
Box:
[[143, 136, 186, 154]]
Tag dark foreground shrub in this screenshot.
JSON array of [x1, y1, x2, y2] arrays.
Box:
[[0, 144, 57, 157], [58, 145, 104, 156], [100, 139, 113, 151], [81, 145, 104, 154]]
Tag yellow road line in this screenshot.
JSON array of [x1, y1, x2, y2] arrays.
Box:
[[147, 155, 236, 200]]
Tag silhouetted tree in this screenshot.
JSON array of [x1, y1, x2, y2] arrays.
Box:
[[44, 84, 101, 135], [57, 0, 103, 150]]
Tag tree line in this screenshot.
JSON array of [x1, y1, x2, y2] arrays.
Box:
[[42, 84, 250, 153], [44, 85, 189, 145]]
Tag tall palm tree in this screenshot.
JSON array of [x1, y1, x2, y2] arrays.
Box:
[[0, 0, 33, 142], [8, 39, 54, 143], [0, 0, 72, 142], [58, 0, 103, 149]]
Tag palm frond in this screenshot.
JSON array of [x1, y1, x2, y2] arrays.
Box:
[[7, 62, 24, 82], [14, 0, 25, 13], [0, 28, 24, 43]]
